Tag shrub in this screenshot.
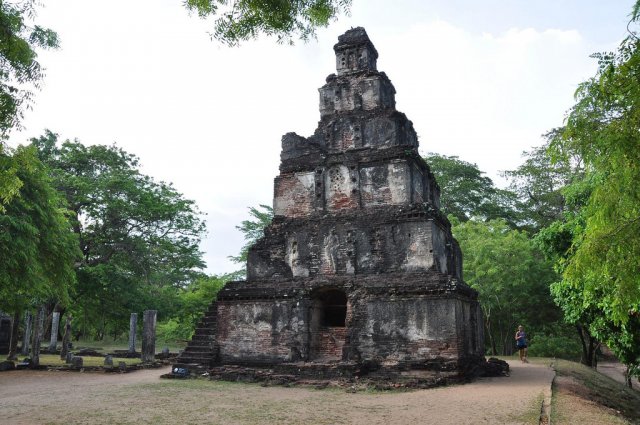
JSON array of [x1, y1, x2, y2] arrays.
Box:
[[528, 334, 582, 360]]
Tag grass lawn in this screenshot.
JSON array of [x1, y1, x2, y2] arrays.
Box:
[[37, 354, 142, 367], [499, 355, 640, 424], [551, 359, 640, 424], [68, 338, 185, 354]]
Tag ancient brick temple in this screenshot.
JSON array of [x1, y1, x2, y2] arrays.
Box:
[[176, 28, 484, 382]]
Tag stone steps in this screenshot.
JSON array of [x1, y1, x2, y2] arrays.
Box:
[[174, 301, 218, 373], [182, 345, 212, 353]]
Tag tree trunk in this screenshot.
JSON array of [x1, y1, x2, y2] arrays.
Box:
[[7, 311, 20, 360], [625, 365, 633, 389], [485, 313, 498, 355], [487, 325, 497, 356], [576, 323, 598, 367]]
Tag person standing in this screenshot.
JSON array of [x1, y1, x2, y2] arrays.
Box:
[[515, 325, 528, 363]]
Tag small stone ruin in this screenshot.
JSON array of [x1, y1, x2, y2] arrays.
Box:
[[175, 27, 485, 384]]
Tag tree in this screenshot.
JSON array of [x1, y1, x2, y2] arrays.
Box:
[[452, 219, 560, 355], [0, 144, 24, 210], [544, 2, 640, 381], [503, 137, 584, 233], [0, 144, 78, 359], [503, 137, 598, 365], [228, 204, 273, 276], [157, 274, 229, 343], [184, 0, 352, 45], [31, 131, 206, 339], [0, 1, 59, 137], [425, 153, 519, 225]]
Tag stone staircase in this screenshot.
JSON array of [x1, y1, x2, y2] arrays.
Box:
[[173, 302, 218, 374]]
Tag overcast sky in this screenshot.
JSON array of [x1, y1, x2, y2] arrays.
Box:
[[8, 0, 635, 275]]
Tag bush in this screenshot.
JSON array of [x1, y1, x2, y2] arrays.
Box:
[[156, 318, 193, 345], [528, 334, 582, 360]]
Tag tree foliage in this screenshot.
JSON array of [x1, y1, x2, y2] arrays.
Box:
[[425, 153, 518, 225], [503, 137, 584, 233], [31, 130, 206, 339], [542, 3, 640, 378], [184, 0, 352, 45], [228, 203, 273, 275], [452, 219, 561, 355], [157, 274, 229, 343], [0, 1, 59, 137], [0, 145, 78, 313], [0, 144, 23, 210]]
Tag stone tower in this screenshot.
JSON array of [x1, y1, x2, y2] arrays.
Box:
[[176, 28, 484, 382]]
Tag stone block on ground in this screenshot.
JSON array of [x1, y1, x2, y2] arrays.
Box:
[[104, 355, 113, 367], [71, 356, 83, 368], [0, 360, 15, 371], [483, 358, 510, 376]]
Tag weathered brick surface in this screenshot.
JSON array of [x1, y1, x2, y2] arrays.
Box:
[[273, 172, 315, 217], [176, 27, 484, 380]]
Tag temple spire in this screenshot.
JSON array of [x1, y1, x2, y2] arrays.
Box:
[[333, 27, 378, 75]]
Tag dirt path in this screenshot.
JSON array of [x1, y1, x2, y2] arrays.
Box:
[[0, 360, 554, 424], [597, 361, 639, 391]]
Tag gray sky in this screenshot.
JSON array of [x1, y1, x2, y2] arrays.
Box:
[[8, 0, 635, 274]]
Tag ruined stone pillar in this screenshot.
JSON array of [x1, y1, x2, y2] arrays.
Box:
[[141, 310, 157, 363], [48, 311, 60, 352], [59, 315, 72, 360], [128, 313, 137, 353], [31, 307, 45, 368], [21, 311, 32, 356]]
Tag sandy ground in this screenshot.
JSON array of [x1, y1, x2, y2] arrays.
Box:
[[0, 360, 554, 425]]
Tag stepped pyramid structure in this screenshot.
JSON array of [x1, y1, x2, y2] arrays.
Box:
[[176, 28, 484, 382]]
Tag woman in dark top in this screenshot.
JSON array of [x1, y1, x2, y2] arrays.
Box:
[[515, 325, 528, 363]]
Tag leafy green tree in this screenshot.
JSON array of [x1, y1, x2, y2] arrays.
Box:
[[228, 204, 273, 275], [0, 144, 23, 210], [184, 0, 352, 45], [0, 144, 78, 315], [157, 274, 229, 343], [537, 2, 640, 382], [531, 173, 605, 367], [545, 4, 640, 380], [503, 137, 584, 233], [452, 219, 561, 355], [30, 131, 206, 339], [0, 1, 59, 137], [425, 153, 519, 225], [501, 133, 598, 364]]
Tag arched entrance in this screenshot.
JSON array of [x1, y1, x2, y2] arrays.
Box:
[[309, 288, 348, 361]]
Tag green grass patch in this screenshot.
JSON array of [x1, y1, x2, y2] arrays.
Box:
[[551, 359, 640, 424], [69, 338, 185, 353], [38, 354, 141, 367], [512, 391, 544, 424]]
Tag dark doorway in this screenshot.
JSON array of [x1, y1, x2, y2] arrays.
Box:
[[309, 288, 348, 361], [320, 289, 347, 327]]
